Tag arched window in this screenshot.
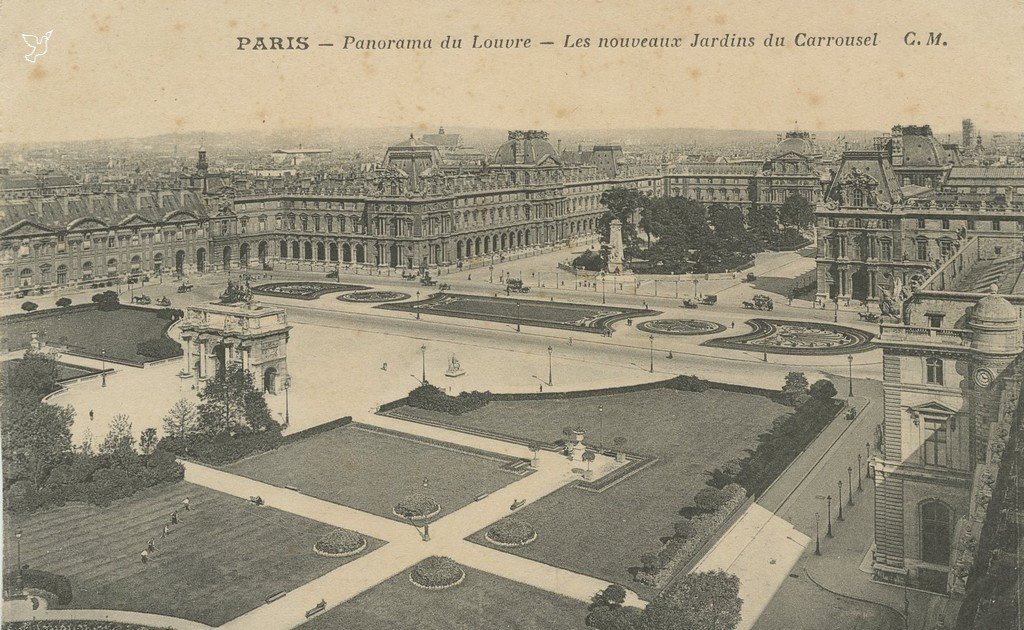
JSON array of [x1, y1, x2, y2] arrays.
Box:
[[851, 189, 864, 206], [920, 501, 951, 564]]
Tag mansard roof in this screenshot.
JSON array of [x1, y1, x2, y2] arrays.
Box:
[[0, 190, 208, 235]]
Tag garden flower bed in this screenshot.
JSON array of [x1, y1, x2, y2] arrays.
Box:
[[393, 494, 441, 520], [484, 518, 538, 547], [313, 529, 368, 557], [409, 556, 466, 590]]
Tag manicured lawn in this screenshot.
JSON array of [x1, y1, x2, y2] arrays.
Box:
[[0, 359, 102, 383], [0, 305, 180, 365], [224, 425, 519, 522], [395, 386, 788, 592], [2, 482, 381, 626], [301, 566, 589, 630]]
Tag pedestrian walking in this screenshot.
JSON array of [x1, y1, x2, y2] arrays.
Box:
[[141, 549, 149, 564], [89, 410, 94, 421], [170, 511, 178, 525], [182, 497, 191, 511], [731, 321, 735, 328], [422, 477, 428, 488], [162, 524, 169, 537], [147, 539, 157, 553]]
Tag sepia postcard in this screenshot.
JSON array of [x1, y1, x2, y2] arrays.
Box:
[[0, 1, 1021, 629]]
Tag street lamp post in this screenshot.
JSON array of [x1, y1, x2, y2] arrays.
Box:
[[648, 335, 655, 373], [547, 345, 553, 386], [857, 454, 863, 491], [848, 466, 854, 506], [421, 345, 427, 384], [837, 481, 844, 521], [826, 495, 833, 537], [15, 530, 22, 589], [693, 277, 699, 297], [847, 354, 854, 397], [416, 291, 421, 319], [283, 376, 291, 428], [516, 302, 521, 333], [866, 441, 872, 478], [601, 276, 606, 304], [101, 349, 107, 387], [814, 513, 820, 555]]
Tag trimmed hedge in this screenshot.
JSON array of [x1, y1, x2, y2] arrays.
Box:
[[407, 383, 492, 416], [635, 483, 747, 588], [158, 430, 283, 466], [2, 569, 72, 605], [707, 396, 844, 496]]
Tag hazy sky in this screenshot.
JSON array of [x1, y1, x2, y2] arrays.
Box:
[[2, 0, 1022, 143]]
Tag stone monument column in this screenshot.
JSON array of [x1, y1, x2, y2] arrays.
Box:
[[608, 219, 625, 274]]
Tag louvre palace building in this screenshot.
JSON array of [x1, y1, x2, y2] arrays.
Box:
[[0, 129, 825, 295]]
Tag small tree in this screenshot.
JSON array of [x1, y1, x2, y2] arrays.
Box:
[[673, 518, 694, 540], [809, 379, 838, 401], [640, 552, 661, 573], [782, 371, 809, 405], [56, 297, 72, 308], [597, 583, 627, 608], [528, 441, 541, 464], [92, 290, 120, 311], [694, 486, 731, 513], [139, 427, 158, 455], [583, 449, 597, 471], [21, 301, 38, 313], [162, 398, 198, 441]]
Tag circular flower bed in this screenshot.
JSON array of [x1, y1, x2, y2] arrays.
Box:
[[393, 494, 441, 520], [339, 290, 411, 303], [409, 556, 466, 590], [313, 529, 367, 557], [485, 518, 537, 547], [637, 319, 726, 336]]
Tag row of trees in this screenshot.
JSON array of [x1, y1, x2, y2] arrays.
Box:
[[593, 188, 813, 274]]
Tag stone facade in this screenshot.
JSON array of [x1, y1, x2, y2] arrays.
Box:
[[872, 237, 1023, 594]]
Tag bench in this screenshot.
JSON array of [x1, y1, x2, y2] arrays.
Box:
[[265, 591, 286, 604]]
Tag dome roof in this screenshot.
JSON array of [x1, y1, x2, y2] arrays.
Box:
[[492, 131, 559, 165], [899, 133, 947, 166], [971, 292, 1019, 325], [775, 132, 816, 156]]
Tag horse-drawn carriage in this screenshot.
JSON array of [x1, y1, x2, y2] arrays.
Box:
[[700, 295, 718, 306], [858, 311, 881, 323], [742, 294, 774, 311], [681, 298, 699, 309], [506, 278, 529, 293], [131, 294, 152, 305], [176, 282, 194, 293]]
